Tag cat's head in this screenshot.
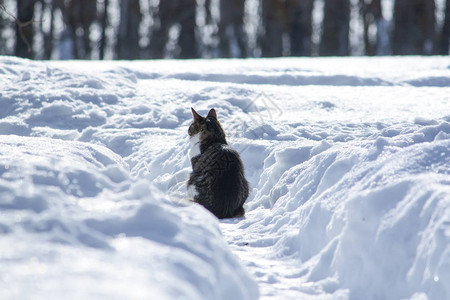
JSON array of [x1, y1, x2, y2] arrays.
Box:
[[188, 108, 226, 143]]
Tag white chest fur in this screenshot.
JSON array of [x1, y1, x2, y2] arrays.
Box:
[[189, 133, 201, 159], [187, 183, 199, 199]]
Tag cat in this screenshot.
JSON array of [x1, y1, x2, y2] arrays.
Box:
[[187, 108, 249, 219]]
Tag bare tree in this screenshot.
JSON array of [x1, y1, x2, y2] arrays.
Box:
[[0, 0, 5, 54], [56, 0, 97, 59], [440, 0, 450, 54], [2, 0, 446, 59], [260, 0, 288, 57], [74, 0, 97, 59], [15, 0, 35, 58], [286, 0, 314, 56], [38, 0, 55, 59], [392, 0, 436, 55], [177, 0, 198, 58], [205, 0, 212, 25], [217, 0, 247, 57], [359, 0, 383, 56], [319, 0, 350, 56], [149, 0, 198, 59], [100, 0, 109, 60], [116, 0, 141, 59]]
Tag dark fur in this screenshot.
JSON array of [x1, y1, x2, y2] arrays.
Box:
[[187, 108, 249, 219]]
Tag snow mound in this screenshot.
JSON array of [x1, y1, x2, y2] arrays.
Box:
[[1, 56, 449, 299], [0, 135, 258, 299]]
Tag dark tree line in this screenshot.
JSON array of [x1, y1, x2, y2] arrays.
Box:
[[0, 0, 449, 60]]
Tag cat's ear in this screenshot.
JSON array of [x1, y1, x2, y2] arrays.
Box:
[[207, 108, 217, 120], [191, 107, 202, 121]]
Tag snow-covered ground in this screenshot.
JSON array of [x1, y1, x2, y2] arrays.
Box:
[[0, 55, 449, 299]]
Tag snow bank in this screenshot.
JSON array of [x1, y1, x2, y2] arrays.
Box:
[[252, 132, 450, 299], [0, 135, 259, 299], [0, 55, 259, 299], [1, 55, 449, 299], [0, 135, 257, 299]]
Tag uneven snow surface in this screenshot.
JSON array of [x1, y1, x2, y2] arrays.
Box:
[[0, 56, 449, 299]]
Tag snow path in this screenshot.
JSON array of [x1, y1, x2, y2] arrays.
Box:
[[1, 56, 450, 299]]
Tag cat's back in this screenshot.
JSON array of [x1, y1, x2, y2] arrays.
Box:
[[198, 143, 243, 171]]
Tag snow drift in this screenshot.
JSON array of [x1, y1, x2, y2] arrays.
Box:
[[0, 55, 449, 299], [0, 135, 258, 300]]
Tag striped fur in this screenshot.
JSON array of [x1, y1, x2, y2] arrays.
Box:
[[187, 108, 249, 219]]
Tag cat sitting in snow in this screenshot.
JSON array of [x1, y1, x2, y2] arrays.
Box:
[[187, 108, 249, 219]]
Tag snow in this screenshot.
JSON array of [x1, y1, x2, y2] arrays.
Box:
[[1, 55, 449, 299]]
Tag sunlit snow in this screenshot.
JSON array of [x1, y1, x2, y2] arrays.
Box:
[[0, 56, 449, 299]]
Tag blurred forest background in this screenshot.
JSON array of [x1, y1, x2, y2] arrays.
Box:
[[0, 0, 449, 60]]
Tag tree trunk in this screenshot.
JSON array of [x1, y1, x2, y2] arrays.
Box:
[[205, 0, 212, 25], [64, 0, 97, 59], [319, 0, 350, 56], [286, 0, 314, 56], [52, 0, 73, 59], [0, 0, 6, 54], [177, 0, 198, 58], [81, 0, 97, 59], [42, 0, 55, 60], [100, 0, 109, 60], [149, 0, 198, 59], [260, 0, 288, 57], [117, 0, 141, 59], [440, 0, 450, 54], [218, 0, 247, 57], [359, 0, 383, 56], [392, 0, 436, 55], [15, 0, 35, 58], [149, 0, 172, 58]]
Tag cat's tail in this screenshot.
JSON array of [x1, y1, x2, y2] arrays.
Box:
[[220, 205, 245, 219], [232, 206, 245, 218]]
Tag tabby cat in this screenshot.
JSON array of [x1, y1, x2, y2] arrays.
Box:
[[187, 108, 249, 219]]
